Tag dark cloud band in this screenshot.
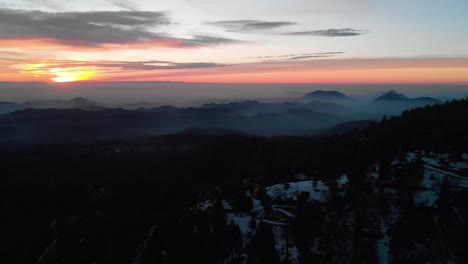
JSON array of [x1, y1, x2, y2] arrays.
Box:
[[0, 8, 241, 48]]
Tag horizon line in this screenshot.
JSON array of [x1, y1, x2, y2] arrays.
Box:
[[1, 81, 468, 85]]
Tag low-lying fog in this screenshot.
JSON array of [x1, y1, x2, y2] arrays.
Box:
[[0, 82, 467, 143], [1, 82, 467, 106]]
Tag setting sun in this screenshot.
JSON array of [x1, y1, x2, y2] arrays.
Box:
[[50, 67, 95, 82], [13, 63, 96, 82]]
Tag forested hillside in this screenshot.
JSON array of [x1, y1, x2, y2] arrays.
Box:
[[1, 99, 467, 263]]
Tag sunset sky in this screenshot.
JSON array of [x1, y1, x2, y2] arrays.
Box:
[[1, 0, 468, 83]]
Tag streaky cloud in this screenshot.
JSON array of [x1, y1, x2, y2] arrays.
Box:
[[253, 52, 344, 61], [287, 28, 368, 37], [287, 55, 334, 60], [207, 20, 297, 32], [13, 59, 229, 72], [182, 35, 244, 46], [108, 0, 138, 11]]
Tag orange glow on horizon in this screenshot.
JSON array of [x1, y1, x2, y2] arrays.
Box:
[[5, 57, 468, 84], [12, 63, 96, 82], [5, 67, 468, 84], [92, 67, 468, 84], [49, 67, 95, 82]]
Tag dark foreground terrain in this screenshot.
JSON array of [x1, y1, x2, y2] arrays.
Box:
[[1, 99, 467, 263]]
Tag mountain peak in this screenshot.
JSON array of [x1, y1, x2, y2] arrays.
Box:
[[70, 97, 92, 103], [70, 97, 86, 100], [307, 90, 347, 97], [302, 90, 350, 101], [69, 97, 96, 107], [374, 91, 409, 101]]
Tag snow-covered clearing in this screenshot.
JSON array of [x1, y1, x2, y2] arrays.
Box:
[[404, 152, 468, 206]]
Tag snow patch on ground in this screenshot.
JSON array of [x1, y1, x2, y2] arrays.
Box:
[[378, 205, 399, 264], [262, 219, 287, 226], [422, 156, 440, 167], [414, 165, 468, 206], [405, 151, 468, 207], [337, 174, 349, 189], [273, 226, 299, 264], [370, 164, 380, 180], [425, 165, 468, 187], [273, 206, 296, 218], [222, 200, 233, 210], [451, 161, 468, 171], [266, 180, 329, 203], [407, 152, 418, 161], [414, 190, 438, 207], [414, 167, 440, 206], [252, 199, 264, 215], [193, 200, 214, 211], [406, 151, 468, 172], [193, 200, 233, 211], [377, 226, 390, 264], [227, 213, 254, 241]]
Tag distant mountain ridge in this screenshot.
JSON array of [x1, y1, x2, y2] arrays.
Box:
[[0, 101, 27, 114], [0, 105, 338, 143], [374, 91, 440, 102], [25, 97, 101, 110], [0, 90, 450, 142], [200, 100, 350, 116], [121, 101, 158, 110]]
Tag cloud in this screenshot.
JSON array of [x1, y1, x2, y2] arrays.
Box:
[[14, 59, 228, 71], [182, 35, 243, 46], [244, 57, 468, 73], [206, 20, 366, 38], [254, 52, 344, 61], [207, 20, 297, 32], [97, 60, 228, 70], [109, 0, 138, 11], [287, 28, 368, 37], [0, 8, 242, 49], [6, 0, 64, 10], [0, 50, 25, 57], [287, 55, 334, 60], [0, 9, 168, 44]]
